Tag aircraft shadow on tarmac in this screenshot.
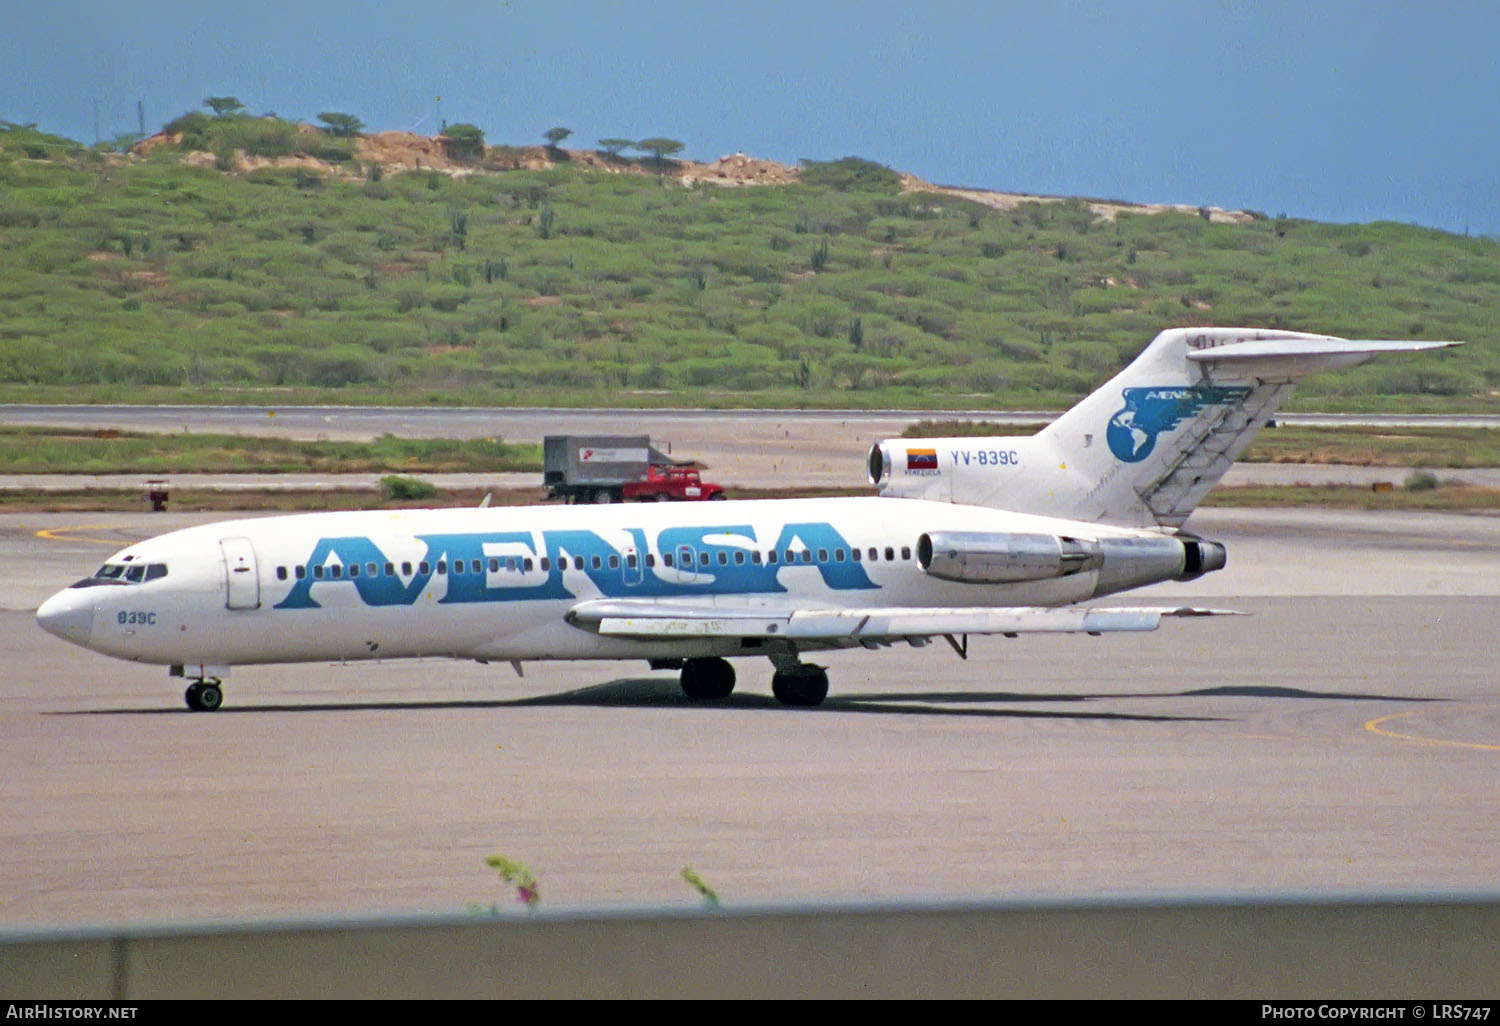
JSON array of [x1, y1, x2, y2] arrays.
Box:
[[1178, 684, 1442, 702], [48, 677, 1442, 722], [508, 680, 1219, 723]]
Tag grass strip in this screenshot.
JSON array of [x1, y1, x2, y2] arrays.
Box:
[[0, 427, 539, 474]]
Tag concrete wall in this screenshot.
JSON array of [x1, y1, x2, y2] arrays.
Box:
[[5, 894, 1498, 999]]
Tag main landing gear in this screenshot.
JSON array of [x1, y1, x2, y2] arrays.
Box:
[[184, 679, 224, 712], [679, 657, 736, 700], [770, 664, 829, 707], [676, 656, 831, 707]]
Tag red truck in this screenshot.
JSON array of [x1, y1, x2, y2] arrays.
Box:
[[543, 435, 727, 503], [622, 464, 726, 502]]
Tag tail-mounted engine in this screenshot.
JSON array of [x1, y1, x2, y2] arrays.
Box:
[[917, 530, 1226, 597]]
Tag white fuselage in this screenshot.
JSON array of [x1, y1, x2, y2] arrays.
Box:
[[36, 326, 1452, 711], [36, 496, 1166, 670]]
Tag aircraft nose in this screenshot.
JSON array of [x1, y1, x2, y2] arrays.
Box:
[[36, 591, 94, 646]]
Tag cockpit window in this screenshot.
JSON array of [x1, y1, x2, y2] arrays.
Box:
[[74, 562, 167, 589]]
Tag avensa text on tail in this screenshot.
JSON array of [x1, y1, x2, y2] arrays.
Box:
[[37, 326, 1459, 711]]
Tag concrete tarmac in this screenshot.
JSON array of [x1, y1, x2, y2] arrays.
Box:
[[2, 507, 1498, 928]]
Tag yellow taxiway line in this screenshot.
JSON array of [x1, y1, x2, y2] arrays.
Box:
[[34, 525, 130, 546], [1364, 711, 1500, 752]]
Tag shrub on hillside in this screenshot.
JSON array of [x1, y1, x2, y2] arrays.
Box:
[[440, 124, 485, 162], [799, 156, 900, 194], [162, 110, 297, 157]]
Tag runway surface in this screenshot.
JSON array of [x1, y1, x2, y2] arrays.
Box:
[[7, 404, 1500, 493], [8, 404, 1500, 441], [11, 402, 1500, 495], [3, 507, 1498, 928], [11, 464, 1500, 493]]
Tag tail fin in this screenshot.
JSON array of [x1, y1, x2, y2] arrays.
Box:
[[871, 327, 1460, 528]]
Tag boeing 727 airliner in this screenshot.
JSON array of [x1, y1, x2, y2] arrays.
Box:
[[36, 327, 1457, 710]]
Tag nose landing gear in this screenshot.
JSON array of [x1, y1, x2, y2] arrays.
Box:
[[184, 679, 224, 712], [173, 664, 230, 712]]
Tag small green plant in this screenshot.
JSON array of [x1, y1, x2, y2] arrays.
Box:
[[680, 866, 720, 908], [484, 854, 540, 909], [809, 237, 829, 272], [1404, 469, 1439, 491], [380, 475, 439, 501]]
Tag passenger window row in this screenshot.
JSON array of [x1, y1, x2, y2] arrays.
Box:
[[275, 556, 537, 581], [272, 546, 913, 582]]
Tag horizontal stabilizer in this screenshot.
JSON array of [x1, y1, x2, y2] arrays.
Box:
[[1188, 338, 1461, 375], [568, 599, 1239, 644]]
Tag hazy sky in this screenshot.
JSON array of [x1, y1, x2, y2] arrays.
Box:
[[5, 1, 1497, 234]]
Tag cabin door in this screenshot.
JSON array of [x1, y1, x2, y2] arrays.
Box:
[[621, 545, 644, 587], [677, 545, 698, 582], [220, 537, 261, 610]]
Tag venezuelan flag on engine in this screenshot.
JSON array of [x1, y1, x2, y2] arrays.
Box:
[[906, 448, 938, 470]]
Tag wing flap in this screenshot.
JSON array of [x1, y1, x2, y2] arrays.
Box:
[[570, 599, 1237, 642]]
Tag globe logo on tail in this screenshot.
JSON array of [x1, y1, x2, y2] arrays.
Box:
[[1106, 385, 1252, 463]]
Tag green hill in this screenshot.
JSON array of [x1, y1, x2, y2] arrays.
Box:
[[1, 118, 1495, 410]]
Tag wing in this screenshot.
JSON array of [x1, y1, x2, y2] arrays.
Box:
[[566, 598, 1237, 647]]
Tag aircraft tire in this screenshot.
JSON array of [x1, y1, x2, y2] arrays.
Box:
[[680, 657, 735, 700], [185, 681, 224, 712], [771, 666, 829, 708]]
